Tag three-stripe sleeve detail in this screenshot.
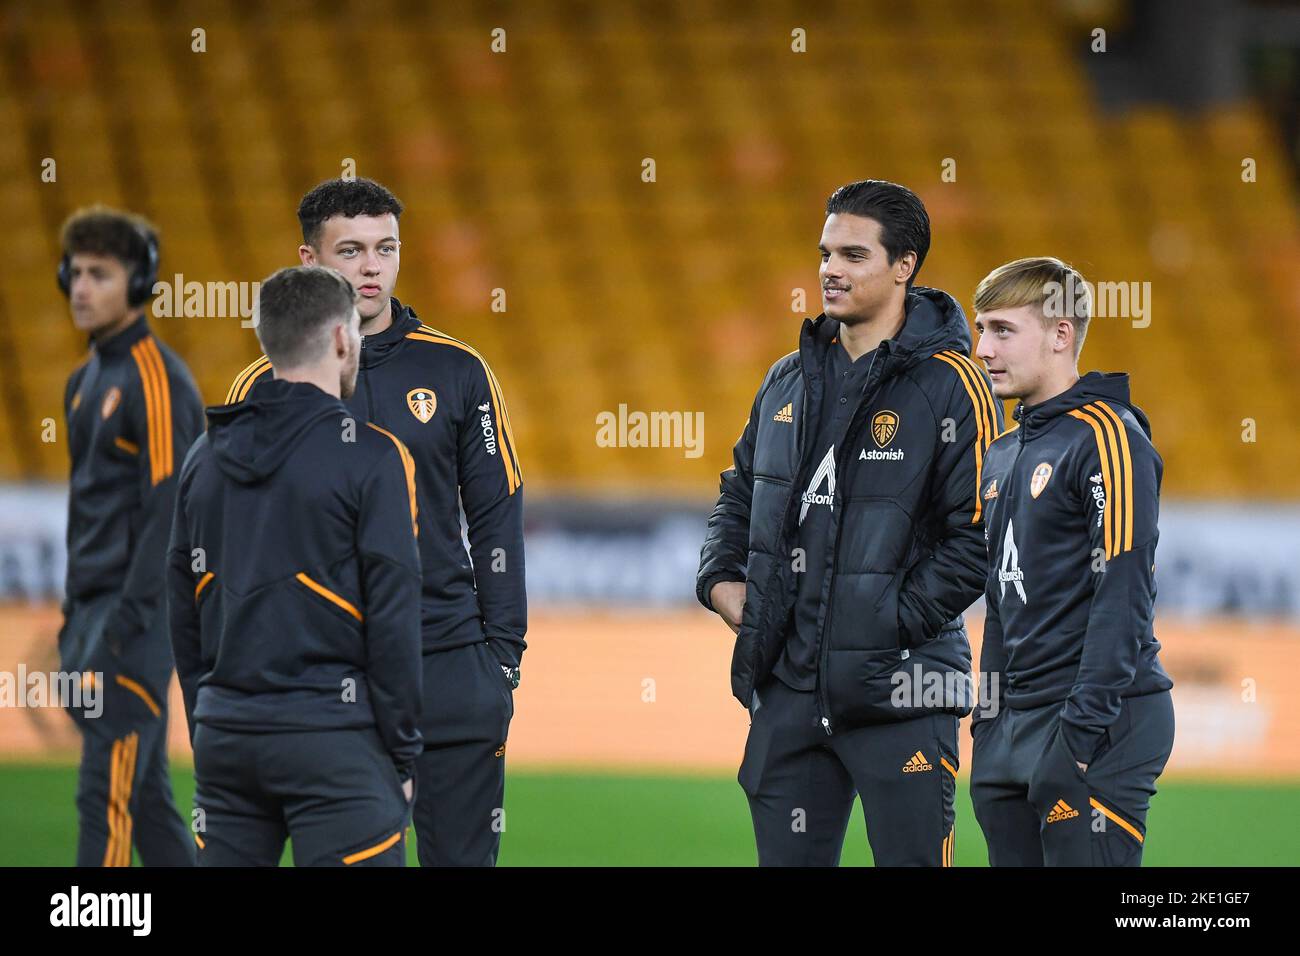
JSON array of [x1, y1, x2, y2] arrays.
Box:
[[1067, 402, 1134, 559], [933, 350, 998, 522], [130, 338, 174, 485], [406, 327, 522, 494]]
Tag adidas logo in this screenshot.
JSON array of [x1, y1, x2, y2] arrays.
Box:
[[983, 479, 999, 501], [494, 743, 506, 758], [902, 750, 933, 773], [479, 403, 491, 413], [1046, 799, 1080, 823], [773, 403, 794, 423], [1090, 473, 1103, 485]]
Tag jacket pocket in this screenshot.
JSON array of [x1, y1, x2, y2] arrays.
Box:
[[856, 571, 902, 651], [825, 647, 905, 724], [294, 571, 364, 626], [478, 641, 515, 704], [1086, 727, 1115, 768], [1051, 723, 1090, 784], [822, 570, 901, 658]]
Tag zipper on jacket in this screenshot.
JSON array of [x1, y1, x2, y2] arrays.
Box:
[[359, 335, 374, 419], [816, 347, 882, 735]]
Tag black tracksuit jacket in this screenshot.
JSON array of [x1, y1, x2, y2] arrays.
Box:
[[697, 288, 1003, 732], [166, 378, 424, 779], [976, 372, 1173, 765], [225, 299, 526, 668], [63, 315, 205, 695]]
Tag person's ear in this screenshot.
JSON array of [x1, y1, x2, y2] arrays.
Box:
[[895, 251, 917, 286], [1055, 319, 1074, 355], [299, 244, 317, 266], [333, 321, 348, 359]]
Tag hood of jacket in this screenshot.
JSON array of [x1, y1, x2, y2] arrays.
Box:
[[1013, 371, 1150, 441], [798, 286, 972, 376], [206, 378, 346, 484]]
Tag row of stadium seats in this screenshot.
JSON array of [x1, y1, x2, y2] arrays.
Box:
[[0, 0, 1296, 494]]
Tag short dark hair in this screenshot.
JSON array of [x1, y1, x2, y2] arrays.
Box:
[[297, 177, 404, 248], [60, 205, 158, 272], [825, 180, 931, 287], [254, 266, 358, 368]]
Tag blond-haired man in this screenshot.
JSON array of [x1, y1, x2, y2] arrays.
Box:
[[968, 256, 1174, 867]]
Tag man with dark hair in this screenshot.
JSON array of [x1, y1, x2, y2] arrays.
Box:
[[698, 179, 1000, 866], [969, 257, 1174, 866], [57, 205, 204, 866], [225, 178, 525, 867], [168, 265, 423, 867], [824, 180, 932, 289]]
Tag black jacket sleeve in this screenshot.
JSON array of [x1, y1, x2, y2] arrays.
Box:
[[696, 373, 769, 611], [165, 443, 205, 742], [357, 438, 425, 780], [1059, 416, 1161, 765], [896, 356, 1004, 647], [456, 354, 528, 670], [107, 358, 205, 650]]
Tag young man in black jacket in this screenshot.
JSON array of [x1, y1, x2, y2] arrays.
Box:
[[58, 207, 203, 867], [698, 181, 1001, 866], [168, 266, 423, 866], [225, 179, 525, 866], [969, 257, 1174, 866]]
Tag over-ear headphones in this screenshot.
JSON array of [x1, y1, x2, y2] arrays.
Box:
[[57, 222, 160, 309]]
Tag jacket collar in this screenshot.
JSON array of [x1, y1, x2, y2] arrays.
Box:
[[360, 297, 421, 368], [1012, 371, 1140, 440], [91, 313, 151, 357], [797, 286, 971, 381]]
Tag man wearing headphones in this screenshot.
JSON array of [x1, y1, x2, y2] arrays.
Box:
[[57, 206, 204, 866]]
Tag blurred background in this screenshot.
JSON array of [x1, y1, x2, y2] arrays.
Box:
[[1, 0, 1298, 864]]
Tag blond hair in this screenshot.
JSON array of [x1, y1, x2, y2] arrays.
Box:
[[974, 256, 1091, 357]]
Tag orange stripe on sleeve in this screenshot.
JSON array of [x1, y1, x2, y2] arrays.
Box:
[[1093, 402, 1134, 553], [226, 356, 271, 404], [405, 331, 521, 493], [482, 362, 523, 484], [145, 339, 173, 480], [947, 352, 999, 451], [933, 352, 991, 522], [237, 360, 271, 402], [1067, 408, 1116, 558], [131, 342, 160, 485], [1086, 403, 1126, 558]]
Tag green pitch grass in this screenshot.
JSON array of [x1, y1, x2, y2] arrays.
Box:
[[1, 762, 1294, 866]]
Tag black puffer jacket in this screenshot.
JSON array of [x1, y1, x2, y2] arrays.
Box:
[[697, 288, 1002, 732]]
